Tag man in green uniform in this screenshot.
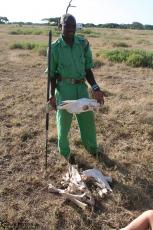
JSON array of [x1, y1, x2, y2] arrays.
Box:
[[49, 14, 104, 163]]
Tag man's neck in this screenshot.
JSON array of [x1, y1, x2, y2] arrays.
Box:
[[62, 36, 74, 47]]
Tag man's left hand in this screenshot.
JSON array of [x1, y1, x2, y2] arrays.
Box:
[[92, 90, 104, 105]]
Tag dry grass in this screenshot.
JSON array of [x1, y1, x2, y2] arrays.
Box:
[[0, 24, 153, 230]]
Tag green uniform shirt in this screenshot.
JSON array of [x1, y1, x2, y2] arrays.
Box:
[[50, 35, 94, 79]]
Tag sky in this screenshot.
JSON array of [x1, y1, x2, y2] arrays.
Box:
[[1, 0, 153, 25]]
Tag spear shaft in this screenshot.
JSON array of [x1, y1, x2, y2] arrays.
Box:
[[45, 30, 52, 169]]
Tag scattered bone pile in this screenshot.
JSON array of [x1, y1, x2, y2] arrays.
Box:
[[49, 165, 112, 210]]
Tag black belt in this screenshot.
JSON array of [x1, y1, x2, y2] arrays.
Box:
[[57, 76, 85, 84]]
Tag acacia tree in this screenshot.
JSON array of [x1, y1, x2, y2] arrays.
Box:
[[41, 17, 60, 25], [0, 16, 9, 24]]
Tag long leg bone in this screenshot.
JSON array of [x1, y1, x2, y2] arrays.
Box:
[[49, 184, 86, 200], [49, 184, 88, 210]]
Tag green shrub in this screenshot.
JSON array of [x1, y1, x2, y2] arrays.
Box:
[[99, 49, 153, 68], [10, 43, 24, 49], [10, 41, 47, 56], [26, 43, 36, 50], [103, 49, 129, 63], [127, 51, 153, 67], [126, 53, 143, 67]]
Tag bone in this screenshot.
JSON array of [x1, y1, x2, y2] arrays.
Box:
[[70, 198, 87, 210], [49, 184, 88, 210], [97, 188, 107, 197], [82, 168, 112, 192], [48, 165, 112, 210], [49, 184, 86, 200], [68, 164, 86, 190], [58, 98, 100, 114]]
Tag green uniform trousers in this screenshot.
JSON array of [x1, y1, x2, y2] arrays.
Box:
[[55, 81, 97, 158]]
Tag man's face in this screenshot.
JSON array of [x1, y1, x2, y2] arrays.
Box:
[[61, 18, 76, 38]]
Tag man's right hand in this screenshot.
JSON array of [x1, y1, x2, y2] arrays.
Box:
[[49, 96, 57, 110], [92, 90, 104, 105]]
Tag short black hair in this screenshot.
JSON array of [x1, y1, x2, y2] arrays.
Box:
[[60, 14, 76, 26]]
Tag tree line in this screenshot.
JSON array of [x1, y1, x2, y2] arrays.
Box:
[[1, 16, 153, 30]]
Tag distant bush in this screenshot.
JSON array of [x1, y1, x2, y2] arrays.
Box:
[[80, 29, 93, 34], [98, 49, 153, 68], [9, 27, 60, 37], [10, 42, 47, 56], [9, 29, 44, 35], [76, 29, 101, 38]]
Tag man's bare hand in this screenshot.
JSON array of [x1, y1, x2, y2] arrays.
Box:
[[49, 96, 57, 110], [92, 90, 104, 105]]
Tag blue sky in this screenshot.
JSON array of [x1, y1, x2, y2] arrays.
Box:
[[1, 0, 153, 25]]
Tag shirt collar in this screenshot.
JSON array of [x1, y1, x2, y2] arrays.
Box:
[[60, 35, 80, 47]]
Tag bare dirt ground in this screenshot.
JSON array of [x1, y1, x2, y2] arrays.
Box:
[[0, 25, 153, 230]]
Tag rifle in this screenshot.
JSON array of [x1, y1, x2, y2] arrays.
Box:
[[45, 30, 52, 169]]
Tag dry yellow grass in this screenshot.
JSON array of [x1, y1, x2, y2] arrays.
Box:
[[0, 24, 153, 229]]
